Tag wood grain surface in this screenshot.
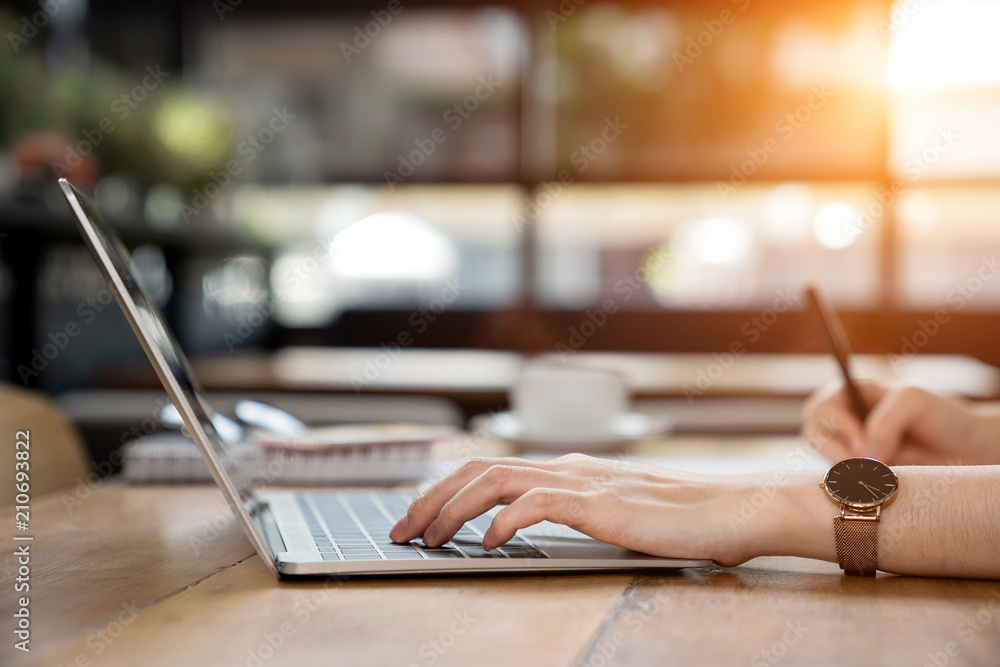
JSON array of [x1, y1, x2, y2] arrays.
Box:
[[583, 558, 1000, 667], [3, 482, 999, 667]]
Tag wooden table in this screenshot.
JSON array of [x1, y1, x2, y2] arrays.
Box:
[[4, 450, 1000, 666]]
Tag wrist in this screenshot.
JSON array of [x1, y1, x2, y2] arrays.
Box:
[[730, 469, 837, 565]]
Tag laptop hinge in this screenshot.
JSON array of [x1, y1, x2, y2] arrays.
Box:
[[250, 498, 286, 559]]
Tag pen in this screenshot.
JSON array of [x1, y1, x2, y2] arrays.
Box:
[[804, 286, 870, 422]]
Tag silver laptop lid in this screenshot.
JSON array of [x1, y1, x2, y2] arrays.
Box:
[[58, 178, 279, 576]]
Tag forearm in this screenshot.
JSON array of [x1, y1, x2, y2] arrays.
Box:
[[747, 466, 1000, 579]]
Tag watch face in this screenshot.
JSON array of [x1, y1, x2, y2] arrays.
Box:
[[823, 457, 898, 508]]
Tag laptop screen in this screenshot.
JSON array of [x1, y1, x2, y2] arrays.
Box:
[[58, 178, 250, 502]]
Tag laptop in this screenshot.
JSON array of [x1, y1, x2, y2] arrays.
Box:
[[58, 177, 713, 578]]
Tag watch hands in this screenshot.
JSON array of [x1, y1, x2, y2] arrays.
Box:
[[858, 480, 882, 500]]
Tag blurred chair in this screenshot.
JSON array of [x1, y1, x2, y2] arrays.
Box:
[[0, 383, 92, 507]]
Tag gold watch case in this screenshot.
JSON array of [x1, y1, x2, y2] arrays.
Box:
[[820, 457, 899, 511]]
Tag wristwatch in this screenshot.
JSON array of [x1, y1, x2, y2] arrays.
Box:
[[820, 457, 899, 576]]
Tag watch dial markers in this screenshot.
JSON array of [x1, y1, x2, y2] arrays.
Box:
[[824, 458, 898, 506]]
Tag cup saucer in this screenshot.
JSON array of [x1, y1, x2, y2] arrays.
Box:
[[468, 411, 673, 452]]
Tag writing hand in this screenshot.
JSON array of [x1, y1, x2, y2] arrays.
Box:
[[802, 381, 997, 466]]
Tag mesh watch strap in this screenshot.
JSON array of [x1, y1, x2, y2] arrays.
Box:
[[834, 516, 879, 576]]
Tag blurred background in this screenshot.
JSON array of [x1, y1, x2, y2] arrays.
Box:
[[2, 0, 1000, 469]]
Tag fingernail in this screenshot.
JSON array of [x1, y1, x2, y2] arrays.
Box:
[[425, 522, 439, 547], [482, 528, 495, 551], [390, 517, 408, 541]]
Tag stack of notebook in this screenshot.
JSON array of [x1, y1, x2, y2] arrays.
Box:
[[123, 424, 456, 485]]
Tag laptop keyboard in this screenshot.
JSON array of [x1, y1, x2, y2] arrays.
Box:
[[294, 492, 548, 561]]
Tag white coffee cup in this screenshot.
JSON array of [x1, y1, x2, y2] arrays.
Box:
[[511, 362, 627, 441]]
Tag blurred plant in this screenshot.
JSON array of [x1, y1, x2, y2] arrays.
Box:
[[0, 9, 234, 196], [152, 93, 233, 179]]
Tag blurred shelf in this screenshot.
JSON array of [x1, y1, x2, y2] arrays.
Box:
[[0, 198, 270, 253], [101, 348, 1000, 408]]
